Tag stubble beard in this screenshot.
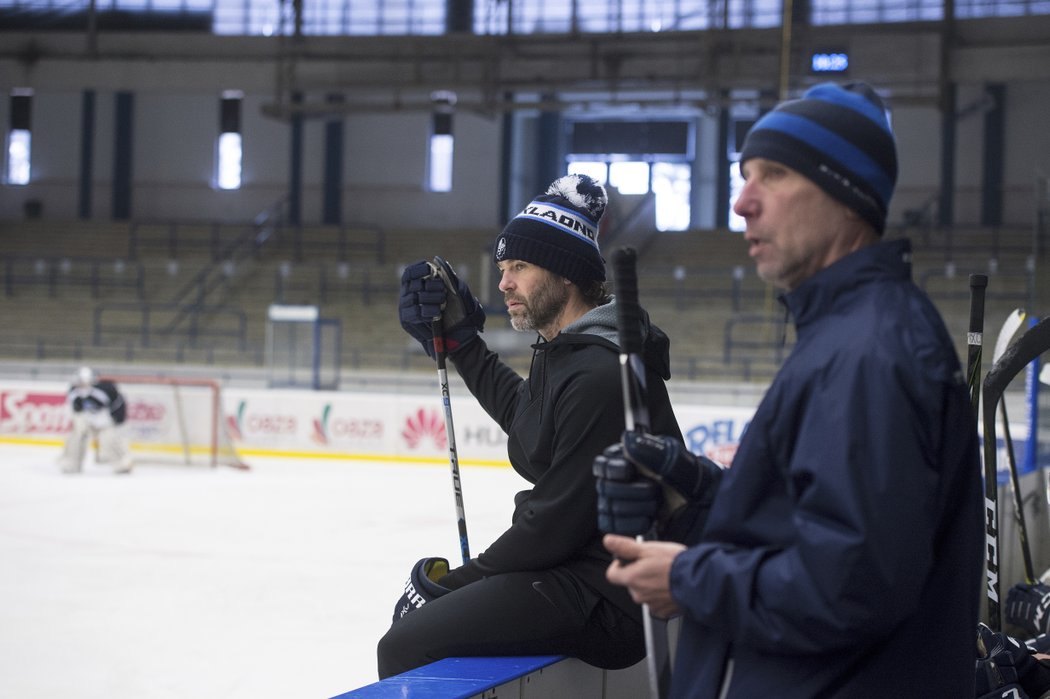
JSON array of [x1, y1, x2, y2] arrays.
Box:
[[507, 275, 569, 333]]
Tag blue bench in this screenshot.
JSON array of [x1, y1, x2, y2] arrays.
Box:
[[331, 655, 650, 699]]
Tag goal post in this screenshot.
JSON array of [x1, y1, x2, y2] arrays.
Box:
[[100, 375, 248, 470]]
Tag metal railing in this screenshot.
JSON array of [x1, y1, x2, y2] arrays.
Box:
[[3, 254, 144, 299]]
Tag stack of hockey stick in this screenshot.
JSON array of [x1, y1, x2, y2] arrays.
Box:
[[971, 277, 1050, 630]]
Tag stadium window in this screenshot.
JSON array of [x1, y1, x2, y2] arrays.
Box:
[[728, 160, 746, 232], [652, 162, 690, 232], [5, 89, 32, 186], [568, 119, 693, 231], [216, 90, 243, 190], [427, 91, 455, 192], [609, 161, 650, 195], [567, 161, 608, 184]]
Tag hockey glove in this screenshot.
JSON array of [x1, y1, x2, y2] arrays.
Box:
[[594, 444, 662, 537], [594, 431, 724, 542], [390, 557, 452, 625], [975, 622, 1050, 699], [398, 256, 485, 359], [1007, 582, 1050, 637], [621, 431, 723, 504]]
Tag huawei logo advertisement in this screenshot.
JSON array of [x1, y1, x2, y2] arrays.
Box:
[[0, 381, 753, 468]]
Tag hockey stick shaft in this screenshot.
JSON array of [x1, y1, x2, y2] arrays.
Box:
[[967, 274, 1001, 630], [967, 274, 988, 419], [432, 319, 470, 566], [613, 247, 670, 699]]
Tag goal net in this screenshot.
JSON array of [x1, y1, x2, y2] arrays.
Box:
[[101, 375, 248, 469]]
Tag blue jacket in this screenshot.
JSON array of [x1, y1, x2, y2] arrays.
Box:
[[668, 239, 983, 698]]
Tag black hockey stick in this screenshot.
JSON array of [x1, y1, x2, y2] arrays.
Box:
[[992, 310, 1035, 585], [982, 316, 1050, 629], [613, 247, 671, 699], [430, 315, 470, 567], [967, 274, 988, 419]]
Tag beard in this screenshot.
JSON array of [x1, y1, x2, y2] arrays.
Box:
[[507, 274, 569, 333]]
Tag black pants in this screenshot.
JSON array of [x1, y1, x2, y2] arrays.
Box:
[[376, 567, 645, 679]]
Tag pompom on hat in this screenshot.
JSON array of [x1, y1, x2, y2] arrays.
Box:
[[739, 81, 898, 233], [493, 174, 608, 286]]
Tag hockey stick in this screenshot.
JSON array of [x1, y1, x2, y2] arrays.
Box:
[[992, 310, 1035, 585], [967, 274, 988, 419], [427, 267, 471, 566], [982, 316, 1050, 629], [612, 246, 671, 699]]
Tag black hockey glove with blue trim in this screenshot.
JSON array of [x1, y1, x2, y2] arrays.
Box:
[[594, 445, 662, 537], [594, 431, 724, 544], [390, 557, 452, 625], [399, 256, 485, 359], [975, 622, 1050, 699], [1007, 582, 1050, 637]]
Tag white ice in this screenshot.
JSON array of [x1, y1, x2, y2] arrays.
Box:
[[0, 444, 525, 699]]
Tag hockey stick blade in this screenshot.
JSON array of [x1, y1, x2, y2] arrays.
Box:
[[993, 309, 1027, 365], [984, 317, 1050, 402], [981, 316, 1050, 627], [612, 247, 671, 699]]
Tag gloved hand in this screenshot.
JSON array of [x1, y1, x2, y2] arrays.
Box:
[[620, 431, 722, 502], [399, 256, 485, 359], [975, 622, 1050, 699], [594, 431, 724, 543], [1007, 582, 1050, 636], [594, 444, 662, 537], [390, 557, 452, 625]]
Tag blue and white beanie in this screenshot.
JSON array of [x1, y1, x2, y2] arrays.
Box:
[[493, 174, 607, 286], [739, 81, 898, 233]]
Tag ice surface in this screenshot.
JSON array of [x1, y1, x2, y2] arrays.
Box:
[[0, 444, 525, 698]]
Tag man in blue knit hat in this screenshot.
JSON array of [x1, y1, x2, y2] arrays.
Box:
[[381, 174, 688, 678], [596, 82, 984, 697]]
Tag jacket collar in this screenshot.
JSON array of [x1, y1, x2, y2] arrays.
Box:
[[780, 237, 913, 330]]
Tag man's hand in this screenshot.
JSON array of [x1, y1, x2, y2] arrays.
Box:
[[390, 557, 452, 625], [398, 257, 484, 359], [594, 443, 662, 536], [603, 533, 685, 619]]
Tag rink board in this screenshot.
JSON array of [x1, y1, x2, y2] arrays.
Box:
[[333, 655, 650, 699]]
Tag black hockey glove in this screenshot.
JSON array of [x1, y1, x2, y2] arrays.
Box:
[[1007, 582, 1050, 637], [975, 622, 1050, 699], [390, 557, 452, 625], [620, 431, 723, 503], [594, 431, 724, 543], [594, 444, 662, 537], [399, 256, 485, 360]]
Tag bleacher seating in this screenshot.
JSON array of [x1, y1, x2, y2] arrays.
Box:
[[0, 218, 1045, 383]]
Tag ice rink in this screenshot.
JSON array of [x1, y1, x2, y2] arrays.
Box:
[[0, 443, 525, 698]]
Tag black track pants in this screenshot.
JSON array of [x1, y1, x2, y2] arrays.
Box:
[[376, 568, 645, 679]]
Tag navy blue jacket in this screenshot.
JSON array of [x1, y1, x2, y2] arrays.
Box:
[[668, 239, 983, 698]]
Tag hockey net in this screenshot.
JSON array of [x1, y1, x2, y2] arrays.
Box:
[[101, 375, 248, 470]]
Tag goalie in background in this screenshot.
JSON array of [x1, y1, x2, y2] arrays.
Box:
[[58, 367, 134, 475]]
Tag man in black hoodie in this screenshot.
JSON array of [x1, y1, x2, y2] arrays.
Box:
[[379, 174, 683, 678]]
